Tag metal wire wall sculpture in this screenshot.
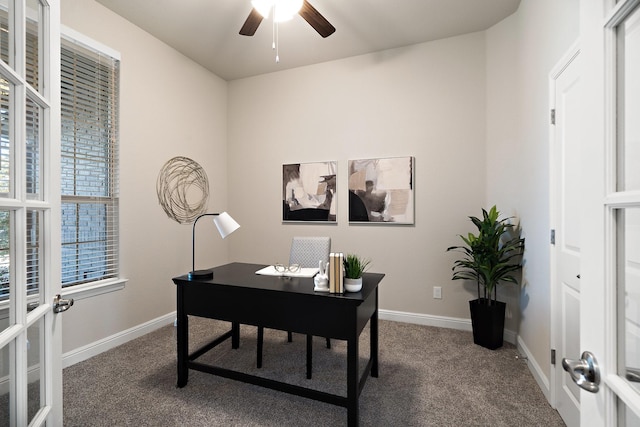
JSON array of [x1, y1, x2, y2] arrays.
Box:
[[156, 156, 209, 224]]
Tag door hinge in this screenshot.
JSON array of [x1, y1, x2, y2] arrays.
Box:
[[550, 229, 556, 245], [551, 349, 556, 365], [551, 108, 556, 125]]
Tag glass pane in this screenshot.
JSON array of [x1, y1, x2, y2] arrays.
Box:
[[618, 398, 640, 426], [25, 0, 40, 91], [0, 2, 39, 85], [618, 5, 640, 191], [25, 97, 41, 200], [27, 319, 41, 424], [0, 3, 12, 68], [26, 210, 40, 297], [0, 78, 10, 198], [61, 202, 113, 286], [0, 210, 9, 312], [0, 343, 9, 426], [619, 208, 640, 394]]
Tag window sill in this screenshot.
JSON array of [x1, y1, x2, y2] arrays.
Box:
[[62, 278, 128, 301], [0, 278, 127, 319]]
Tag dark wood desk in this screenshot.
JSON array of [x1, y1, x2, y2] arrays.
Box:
[[173, 262, 384, 427]]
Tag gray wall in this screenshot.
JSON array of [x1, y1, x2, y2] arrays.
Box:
[[485, 0, 579, 384], [60, 0, 230, 353], [227, 32, 487, 321]]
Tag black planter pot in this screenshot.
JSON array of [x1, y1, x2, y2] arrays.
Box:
[[469, 298, 506, 350]]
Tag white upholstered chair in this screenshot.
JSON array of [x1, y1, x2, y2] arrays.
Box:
[[257, 236, 331, 379], [288, 236, 331, 269]]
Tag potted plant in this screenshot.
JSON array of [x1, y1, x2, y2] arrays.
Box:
[[343, 254, 371, 292], [446, 206, 525, 349]]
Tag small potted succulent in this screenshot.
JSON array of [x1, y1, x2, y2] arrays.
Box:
[[343, 254, 371, 292]]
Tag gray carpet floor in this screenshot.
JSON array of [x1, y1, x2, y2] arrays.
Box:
[[62, 318, 565, 426]]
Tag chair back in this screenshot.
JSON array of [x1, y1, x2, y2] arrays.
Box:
[[289, 237, 331, 268]]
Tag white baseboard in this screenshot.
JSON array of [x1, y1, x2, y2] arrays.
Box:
[[0, 313, 176, 393], [516, 334, 551, 401], [378, 308, 517, 345], [379, 308, 550, 403], [61, 308, 547, 403], [0, 311, 415, 395], [63, 311, 176, 368], [62, 309, 510, 370]]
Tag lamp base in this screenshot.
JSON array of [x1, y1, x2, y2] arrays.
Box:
[[188, 269, 214, 280]]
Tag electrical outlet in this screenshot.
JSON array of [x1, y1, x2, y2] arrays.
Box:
[[433, 286, 442, 299]]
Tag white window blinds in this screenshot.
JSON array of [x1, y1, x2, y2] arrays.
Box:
[[60, 38, 120, 287]]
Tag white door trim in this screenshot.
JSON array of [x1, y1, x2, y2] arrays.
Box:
[[548, 38, 580, 414]]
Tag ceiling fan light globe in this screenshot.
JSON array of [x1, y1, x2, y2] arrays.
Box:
[[251, 0, 273, 18], [252, 0, 303, 22], [273, 11, 294, 22], [274, 0, 303, 22]]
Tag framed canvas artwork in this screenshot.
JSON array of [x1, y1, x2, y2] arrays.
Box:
[[348, 156, 414, 224], [283, 161, 337, 222]]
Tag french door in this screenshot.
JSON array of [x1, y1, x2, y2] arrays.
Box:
[[575, 0, 640, 424], [0, 1, 61, 426]]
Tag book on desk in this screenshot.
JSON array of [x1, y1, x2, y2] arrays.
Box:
[[329, 252, 344, 294]]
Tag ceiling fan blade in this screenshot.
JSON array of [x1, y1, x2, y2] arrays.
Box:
[[299, 0, 336, 38], [239, 8, 263, 36]]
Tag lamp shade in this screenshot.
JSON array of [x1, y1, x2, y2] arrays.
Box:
[[213, 212, 240, 239]]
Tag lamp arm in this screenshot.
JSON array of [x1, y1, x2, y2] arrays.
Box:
[[191, 213, 221, 274]]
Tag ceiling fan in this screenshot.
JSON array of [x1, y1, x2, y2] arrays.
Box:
[[239, 0, 336, 38]]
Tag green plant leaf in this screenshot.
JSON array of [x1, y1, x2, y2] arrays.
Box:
[[446, 206, 525, 302], [343, 253, 371, 279]]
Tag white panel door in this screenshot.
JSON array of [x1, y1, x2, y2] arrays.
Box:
[[551, 46, 582, 427]]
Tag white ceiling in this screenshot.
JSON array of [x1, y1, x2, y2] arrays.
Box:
[[94, 0, 521, 81]]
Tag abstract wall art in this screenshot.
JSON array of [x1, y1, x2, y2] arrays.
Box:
[[283, 161, 337, 222], [156, 156, 209, 224], [348, 156, 414, 224]]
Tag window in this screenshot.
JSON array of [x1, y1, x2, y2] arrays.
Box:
[[0, 25, 120, 301], [60, 37, 120, 288]]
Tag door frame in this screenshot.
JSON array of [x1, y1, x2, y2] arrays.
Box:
[[548, 40, 581, 424]]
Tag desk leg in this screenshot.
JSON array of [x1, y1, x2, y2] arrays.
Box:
[[232, 321, 240, 349], [176, 286, 188, 388], [306, 334, 312, 380], [347, 334, 359, 427], [257, 326, 263, 368], [371, 289, 379, 378]]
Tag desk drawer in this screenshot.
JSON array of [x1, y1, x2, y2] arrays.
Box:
[[182, 282, 360, 339]]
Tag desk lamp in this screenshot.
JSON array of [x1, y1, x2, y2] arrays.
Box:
[[189, 212, 240, 280]]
